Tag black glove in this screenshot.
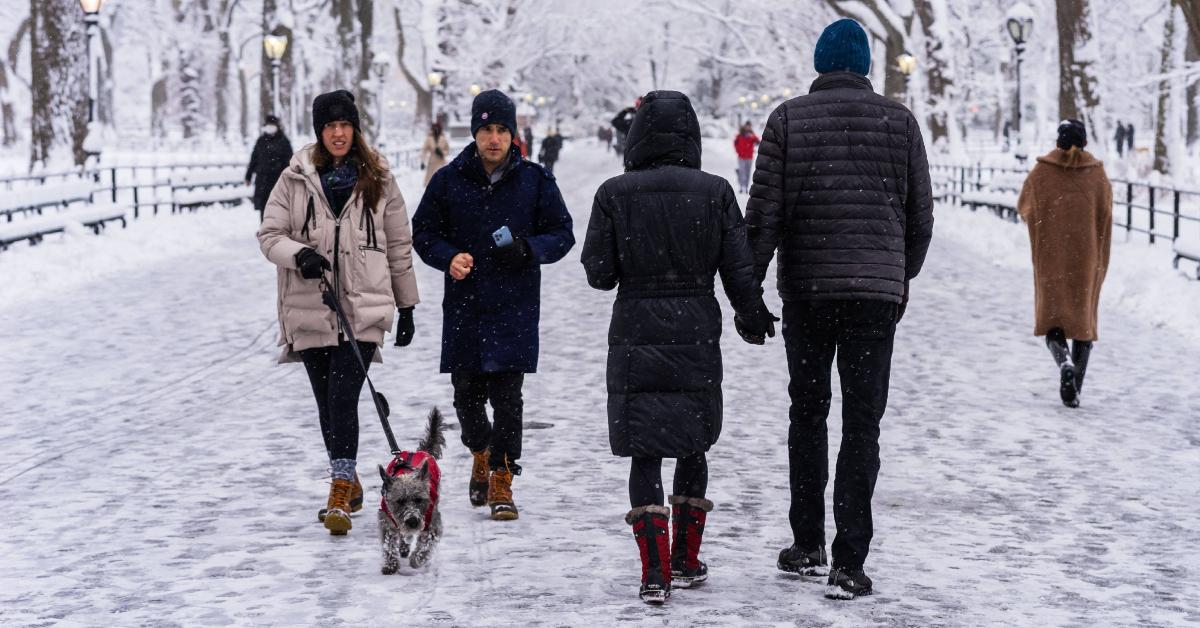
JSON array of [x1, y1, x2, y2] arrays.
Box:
[[494, 237, 532, 268], [897, 281, 910, 323], [734, 305, 779, 345], [394, 307, 415, 347], [295, 247, 331, 280]]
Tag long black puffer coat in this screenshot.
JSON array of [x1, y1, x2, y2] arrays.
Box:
[[745, 72, 934, 302], [582, 90, 766, 459], [246, 131, 294, 211]]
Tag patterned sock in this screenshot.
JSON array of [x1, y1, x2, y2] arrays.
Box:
[[330, 458, 356, 482]]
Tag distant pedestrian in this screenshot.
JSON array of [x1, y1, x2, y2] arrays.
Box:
[[257, 90, 420, 536], [524, 126, 535, 159], [1017, 119, 1111, 409], [411, 89, 575, 521], [538, 128, 563, 174], [245, 115, 293, 222], [1126, 123, 1136, 155], [1114, 121, 1126, 158], [745, 18, 934, 600], [420, 122, 450, 186], [611, 100, 638, 156], [733, 121, 760, 193], [582, 90, 775, 605]]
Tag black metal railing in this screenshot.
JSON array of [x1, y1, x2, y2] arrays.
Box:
[[930, 162, 1200, 246]]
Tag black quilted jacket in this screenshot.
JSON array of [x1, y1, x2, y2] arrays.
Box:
[[745, 72, 934, 303]]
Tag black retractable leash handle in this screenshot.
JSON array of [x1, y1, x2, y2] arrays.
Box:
[[319, 274, 402, 456]]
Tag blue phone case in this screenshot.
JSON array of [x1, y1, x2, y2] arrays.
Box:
[[492, 225, 514, 247]]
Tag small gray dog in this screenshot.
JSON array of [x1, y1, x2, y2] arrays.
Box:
[[378, 408, 446, 574]]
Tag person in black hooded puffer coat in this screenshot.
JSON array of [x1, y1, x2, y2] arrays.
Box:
[[582, 90, 776, 605]]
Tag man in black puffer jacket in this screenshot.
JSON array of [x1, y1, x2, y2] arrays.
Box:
[[583, 90, 775, 605], [745, 18, 934, 600]]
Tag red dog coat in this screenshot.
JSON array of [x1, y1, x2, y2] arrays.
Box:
[[379, 451, 442, 531]]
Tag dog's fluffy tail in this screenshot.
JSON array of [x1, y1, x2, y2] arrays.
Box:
[[418, 407, 447, 459]]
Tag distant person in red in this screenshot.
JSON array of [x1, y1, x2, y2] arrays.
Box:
[[733, 122, 760, 194]]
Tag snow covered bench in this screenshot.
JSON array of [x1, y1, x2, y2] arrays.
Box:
[[1172, 240, 1200, 279], [0, 180, 96, 222], [0, 203, 129, 251], [170, 167, 249, 212], [961, 189, 1020, 221]]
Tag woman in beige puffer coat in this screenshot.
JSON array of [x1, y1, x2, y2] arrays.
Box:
[[258, 90, 419, 535]]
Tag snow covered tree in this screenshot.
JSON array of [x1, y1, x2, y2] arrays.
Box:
[[1056, 0, 1103, 149], [30, 0, 88, 167]]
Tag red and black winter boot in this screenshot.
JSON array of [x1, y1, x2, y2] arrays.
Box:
[[626, 505, 672, 604], [668, 495, 713, 588]]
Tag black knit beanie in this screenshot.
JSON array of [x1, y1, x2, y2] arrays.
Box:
[[1057, 119, 1087, 150], [312, 90, 360, 139], [471, 89, 517, 137]]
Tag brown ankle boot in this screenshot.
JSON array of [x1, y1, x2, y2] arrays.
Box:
[[487, 469, 518, 520], [469, 450, 490, 507], [318, 473, 363, 522], [323, 478, 354, 535]]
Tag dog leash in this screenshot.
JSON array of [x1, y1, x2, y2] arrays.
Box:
[[319, 274, 402, 456]]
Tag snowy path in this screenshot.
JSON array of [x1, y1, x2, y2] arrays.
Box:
[[1, 140, 1198, 627]]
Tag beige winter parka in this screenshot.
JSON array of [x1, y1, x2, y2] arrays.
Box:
[[258, 144, 420, 363]]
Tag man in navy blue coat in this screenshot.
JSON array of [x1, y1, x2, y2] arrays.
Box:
[[412, 89, 575, 521]]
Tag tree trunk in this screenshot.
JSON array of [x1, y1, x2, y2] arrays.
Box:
[[357, 0, 377, 140], [1056, 0, 1102, 148], [334, 0, 358, 87], [0, 57, 15, 146], [30, 0, 89, 167], [1155, 6, 1176, 174], [1188, 35, 1199, 148], [216, 27, 233, 139], [912, 0, 951, 144], [394, 6, 433, 128], [823, 0, 911, 103]]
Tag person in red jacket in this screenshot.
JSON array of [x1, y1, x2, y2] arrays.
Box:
[[733, 122, 760, 194]]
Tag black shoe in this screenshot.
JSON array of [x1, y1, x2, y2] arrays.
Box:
[[825, 566, 873, 600], [777, 544, 829, 576], [1060, 363, 1079, 408], [672, 561, 708, 588], [639, 582, 670, 604]]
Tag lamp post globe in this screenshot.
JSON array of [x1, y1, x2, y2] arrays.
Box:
[[1005, 1, 1035, 157], [79, 0, 106, 162], [263, 34, 288, 119]]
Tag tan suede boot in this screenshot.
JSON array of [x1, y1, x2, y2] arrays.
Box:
[[318, 473, 363, 522], [469, 450, 490, 507], [487, 469, 518, 521], [323, 478, 354, 535]]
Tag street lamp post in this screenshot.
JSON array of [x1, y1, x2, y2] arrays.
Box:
[[896, 52, 917, 109], [371, 56, 389, 141], [263, 34, 288, 118], [427, 69, 446, 126], [1006, 2, 1035, 157], [79, 0, 105, 162]]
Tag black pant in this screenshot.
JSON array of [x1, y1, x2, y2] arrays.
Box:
[[452, 372, 525, 474], [628, 454, 708, 508], [782, 300, 897, 570], [300, 340, 377, 461]]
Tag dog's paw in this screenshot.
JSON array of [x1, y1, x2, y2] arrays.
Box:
[[381, 561, 399, 575]]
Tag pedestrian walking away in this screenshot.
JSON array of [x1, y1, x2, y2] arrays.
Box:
[[246, 115, 294, 222], [744, 18, 934, 601], [733, 121, 759, 194], [257, 89, 420, 536], [1126, 122, 1136, 155], [411, 88, 575, 522], [582, 90, 777, 605], [524, 126, 535, 160], [538, 128, 563, 174], [1017, 119, 1111, 409], [420, 122, 451, 186], [1114, 120, 1126, 158], [611, 100, 639, 156]]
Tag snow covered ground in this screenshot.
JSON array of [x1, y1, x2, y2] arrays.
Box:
[[1, 139, 1198, 627]]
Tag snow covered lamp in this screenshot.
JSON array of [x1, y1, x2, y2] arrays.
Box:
[[782, 88, 793, 98], [896, 53, 917, 108], [1005, 2, 1035, 157], [263, 34, 288, 118], [536, 96, 547, 107], [469, 84, 482, 97], [80, 0, 105, 164]]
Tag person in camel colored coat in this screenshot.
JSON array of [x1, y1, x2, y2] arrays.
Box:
[[1017, 119, 1111, 408], [421, 122, 451, 186]]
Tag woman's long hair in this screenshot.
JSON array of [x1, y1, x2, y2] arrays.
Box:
[[311, 130, 388, 214]]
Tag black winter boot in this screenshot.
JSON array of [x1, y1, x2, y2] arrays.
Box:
[[668, 496, 712, 588], [627, 505, 672, 604], [1045, 329, 1078, 407], [825, 566, 873, 600], [777, 544, 829, 576], [1071, 340, 1093, 394]]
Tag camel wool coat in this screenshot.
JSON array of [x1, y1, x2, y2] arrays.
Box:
[[1017, 148, 1112, 341], [421, 133, 451, 186], [258, 144, 420, 363]]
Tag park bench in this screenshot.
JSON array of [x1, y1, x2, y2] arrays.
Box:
[[961, 171, 1025, 222], [0, 179, 96, 222], [1172, 240, 1200, 279], [0, 202, 128, 251], [170, 167, 249, 212]]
